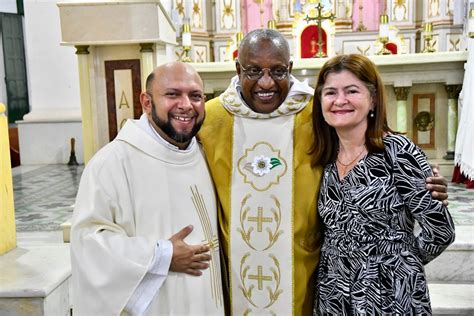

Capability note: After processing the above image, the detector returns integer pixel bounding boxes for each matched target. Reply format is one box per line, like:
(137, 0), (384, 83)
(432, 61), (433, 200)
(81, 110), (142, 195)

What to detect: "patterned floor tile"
(13, 164), (83, 232)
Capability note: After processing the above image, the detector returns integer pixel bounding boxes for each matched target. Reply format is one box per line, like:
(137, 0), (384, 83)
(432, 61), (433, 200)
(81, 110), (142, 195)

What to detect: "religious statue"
(310, 36), (318, 55)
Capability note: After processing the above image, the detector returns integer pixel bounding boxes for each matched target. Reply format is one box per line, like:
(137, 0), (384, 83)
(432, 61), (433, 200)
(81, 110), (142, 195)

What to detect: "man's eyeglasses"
(239, 64), (289, 81)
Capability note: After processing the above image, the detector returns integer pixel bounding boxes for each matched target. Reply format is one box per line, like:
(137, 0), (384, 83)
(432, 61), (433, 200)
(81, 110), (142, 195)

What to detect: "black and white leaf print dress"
(314, 134), (455, 315)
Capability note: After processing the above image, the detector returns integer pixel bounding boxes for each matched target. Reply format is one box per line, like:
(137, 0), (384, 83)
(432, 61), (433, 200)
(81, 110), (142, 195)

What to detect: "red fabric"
(452, 165), (463, 183)
(300, 25), (327, 58)
(386, 42), (398, 54)
(452, 165), (474, 188)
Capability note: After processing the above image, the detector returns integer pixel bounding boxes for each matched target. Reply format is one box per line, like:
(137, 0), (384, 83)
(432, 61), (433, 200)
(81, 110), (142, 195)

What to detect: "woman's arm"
(389, 136), (455, 264)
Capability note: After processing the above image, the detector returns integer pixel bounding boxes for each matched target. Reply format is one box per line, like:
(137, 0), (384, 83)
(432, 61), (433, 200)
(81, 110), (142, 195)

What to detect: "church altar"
(193, 51), (467, 161)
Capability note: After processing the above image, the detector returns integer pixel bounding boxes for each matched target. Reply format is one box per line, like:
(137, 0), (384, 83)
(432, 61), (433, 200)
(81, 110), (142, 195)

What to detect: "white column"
(444, 84), (462, 160)
(140, 43), (155, 91)
(394, 86), (410, 134)
(75, 45), (94, 163)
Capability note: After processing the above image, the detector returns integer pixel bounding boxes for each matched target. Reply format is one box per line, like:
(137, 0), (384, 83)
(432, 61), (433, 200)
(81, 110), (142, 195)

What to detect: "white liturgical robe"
(71, 117), (224, 315)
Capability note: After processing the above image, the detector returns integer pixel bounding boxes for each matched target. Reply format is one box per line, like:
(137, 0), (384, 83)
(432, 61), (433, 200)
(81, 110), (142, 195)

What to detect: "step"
(430, 283), (474, 315)
(0, 243), (71, 315)
(425, 225), (474, 283)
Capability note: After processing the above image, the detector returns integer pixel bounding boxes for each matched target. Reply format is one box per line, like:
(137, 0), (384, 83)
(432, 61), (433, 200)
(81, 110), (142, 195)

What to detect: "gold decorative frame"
(412, 94), (435, 149)
(105, 59), (142, 141)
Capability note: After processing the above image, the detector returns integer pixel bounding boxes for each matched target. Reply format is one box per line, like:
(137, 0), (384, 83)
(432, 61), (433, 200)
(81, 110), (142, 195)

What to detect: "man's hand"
(426, 166), (449, 206)
(169, 225), (211, 276)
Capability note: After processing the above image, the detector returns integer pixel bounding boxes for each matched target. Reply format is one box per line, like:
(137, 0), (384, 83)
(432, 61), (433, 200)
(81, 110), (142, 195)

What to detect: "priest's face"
(237, 38), (292, 114)
(143, 62), (205, 149)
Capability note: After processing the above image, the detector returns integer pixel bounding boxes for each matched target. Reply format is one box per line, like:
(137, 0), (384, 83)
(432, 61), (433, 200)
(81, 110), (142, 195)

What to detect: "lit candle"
(182, 23), (191, 47)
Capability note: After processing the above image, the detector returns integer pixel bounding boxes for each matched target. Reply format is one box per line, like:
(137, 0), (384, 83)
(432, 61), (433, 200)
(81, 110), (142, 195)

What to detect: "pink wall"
(352, 0), (383, 32)
(241, 0), (274, 34)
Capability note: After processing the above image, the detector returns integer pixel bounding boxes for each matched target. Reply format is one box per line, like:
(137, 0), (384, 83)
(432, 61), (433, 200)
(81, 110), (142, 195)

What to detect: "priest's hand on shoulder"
(169, 225), (211, 276)
(426, 165), (448, 206)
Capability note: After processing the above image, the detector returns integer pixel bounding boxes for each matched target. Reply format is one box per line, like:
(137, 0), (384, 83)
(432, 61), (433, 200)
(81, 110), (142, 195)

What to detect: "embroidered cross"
(190, 185), (223, 307)
(248, 207), (273, 232)
(248, 265), (273, 290)
(206, 236), (219, 251)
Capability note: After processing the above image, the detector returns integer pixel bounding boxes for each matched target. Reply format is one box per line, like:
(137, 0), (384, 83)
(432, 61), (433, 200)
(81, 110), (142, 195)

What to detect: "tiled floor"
(11, 163), (474, 232)
(13, 164), (83, 232)
(447, 183), (474, 226)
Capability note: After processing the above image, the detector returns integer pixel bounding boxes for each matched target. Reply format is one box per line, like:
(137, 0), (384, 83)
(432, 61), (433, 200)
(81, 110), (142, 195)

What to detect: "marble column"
(75, 45), (94, 164)
(394, 86), (410, 134)
(0, 103), (16, 254)
(444, 84), (462, 160)
(140, 43), (154, 90)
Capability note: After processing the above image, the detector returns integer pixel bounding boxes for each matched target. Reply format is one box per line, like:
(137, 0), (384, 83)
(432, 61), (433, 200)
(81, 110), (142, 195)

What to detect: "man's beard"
(151, 102), (204, 145)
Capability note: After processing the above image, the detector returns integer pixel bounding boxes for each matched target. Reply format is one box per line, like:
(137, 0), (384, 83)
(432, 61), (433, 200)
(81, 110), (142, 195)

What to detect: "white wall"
(0, 0), (17, 14)
(17, 0), (83, 164)
(23, 0), (80, 118)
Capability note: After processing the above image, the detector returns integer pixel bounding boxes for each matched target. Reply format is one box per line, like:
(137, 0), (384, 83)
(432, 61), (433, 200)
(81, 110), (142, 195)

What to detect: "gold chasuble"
(198, 77), (323, 315)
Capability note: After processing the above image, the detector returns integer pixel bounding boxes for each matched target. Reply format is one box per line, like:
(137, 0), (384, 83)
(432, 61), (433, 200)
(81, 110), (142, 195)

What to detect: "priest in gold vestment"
(198, 29), (323, 315)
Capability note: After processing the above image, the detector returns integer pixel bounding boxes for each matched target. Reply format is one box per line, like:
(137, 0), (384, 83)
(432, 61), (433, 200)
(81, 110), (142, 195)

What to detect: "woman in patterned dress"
(311, 54), (455, 315)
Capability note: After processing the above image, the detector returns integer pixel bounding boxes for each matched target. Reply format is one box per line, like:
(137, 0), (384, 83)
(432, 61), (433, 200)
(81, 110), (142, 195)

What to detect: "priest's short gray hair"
(238, 28), (290, 60)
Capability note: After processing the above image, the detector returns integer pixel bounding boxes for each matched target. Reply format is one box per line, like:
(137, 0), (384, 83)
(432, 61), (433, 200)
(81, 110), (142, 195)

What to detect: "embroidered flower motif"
(251, 155), (271, 176)
(238, 142), (288, 191)
(250, 155), (283, 177)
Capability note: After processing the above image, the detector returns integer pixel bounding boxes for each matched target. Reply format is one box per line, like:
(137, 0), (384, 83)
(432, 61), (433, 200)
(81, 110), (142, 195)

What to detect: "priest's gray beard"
(151, 100), (204, 144)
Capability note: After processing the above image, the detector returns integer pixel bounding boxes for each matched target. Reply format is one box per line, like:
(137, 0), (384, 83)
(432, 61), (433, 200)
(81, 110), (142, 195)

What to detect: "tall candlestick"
(377, 14), (391, 55)
(424, 22), (432, 34)
(357, 0), (367, 32)
(422, 22), (435, 53)
(182, 23), (191, 47)
(379, 14), (389, 39)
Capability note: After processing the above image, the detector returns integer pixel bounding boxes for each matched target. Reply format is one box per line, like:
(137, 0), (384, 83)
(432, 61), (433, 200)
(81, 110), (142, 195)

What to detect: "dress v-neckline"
(335, 154), (367, 182)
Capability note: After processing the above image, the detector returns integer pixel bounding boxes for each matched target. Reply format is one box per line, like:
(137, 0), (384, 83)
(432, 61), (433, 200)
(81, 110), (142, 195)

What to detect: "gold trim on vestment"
(191, 185), (223, 308)
(220, 83), (310, 119)
(237, 194), (283, 251)
(239, 252), (281, 311)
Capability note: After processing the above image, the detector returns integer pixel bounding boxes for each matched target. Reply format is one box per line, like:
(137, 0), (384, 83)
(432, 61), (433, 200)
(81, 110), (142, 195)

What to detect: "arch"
(300, 25), (328, 58)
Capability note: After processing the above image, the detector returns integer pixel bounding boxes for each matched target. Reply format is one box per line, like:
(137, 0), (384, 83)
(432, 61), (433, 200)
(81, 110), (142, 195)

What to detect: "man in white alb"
(71, 62), (224, 315)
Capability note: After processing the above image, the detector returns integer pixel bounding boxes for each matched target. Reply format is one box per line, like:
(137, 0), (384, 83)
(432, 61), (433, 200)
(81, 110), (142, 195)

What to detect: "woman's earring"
(369, 110), (375, 118)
